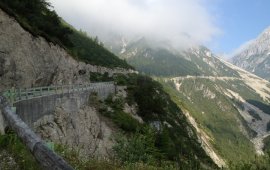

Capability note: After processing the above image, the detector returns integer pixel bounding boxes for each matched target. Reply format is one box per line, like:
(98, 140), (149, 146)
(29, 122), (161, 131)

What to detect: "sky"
(211, 0), (270, 56)
(49, 0), (270, 57)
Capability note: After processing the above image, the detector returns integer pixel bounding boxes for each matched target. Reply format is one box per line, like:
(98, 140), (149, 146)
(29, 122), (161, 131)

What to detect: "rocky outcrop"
(0, 8), (133, 92)
(0, 8), (131, 160)
(35, 105), (114, 158)
(232, 27), (270, 81)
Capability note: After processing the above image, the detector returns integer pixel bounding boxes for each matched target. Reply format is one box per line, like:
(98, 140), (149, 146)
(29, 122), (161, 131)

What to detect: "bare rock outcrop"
(34, 104), (114, 158)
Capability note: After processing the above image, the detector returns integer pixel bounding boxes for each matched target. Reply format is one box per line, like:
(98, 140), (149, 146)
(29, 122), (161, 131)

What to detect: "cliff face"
(0, 9), (132, 91)
(232, 27), (270, 81)
(35, 102), (115, 158)
(0, 8), (131, 159)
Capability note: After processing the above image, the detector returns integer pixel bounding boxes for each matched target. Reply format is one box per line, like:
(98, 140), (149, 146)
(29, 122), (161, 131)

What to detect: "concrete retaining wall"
(11, 83), (115, 129)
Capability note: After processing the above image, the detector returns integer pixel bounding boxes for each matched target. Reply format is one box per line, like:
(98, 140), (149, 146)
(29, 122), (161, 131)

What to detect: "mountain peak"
(232, 26), (270, 80)
(261, 26), (270, 36)
(257, 26), (270, 42)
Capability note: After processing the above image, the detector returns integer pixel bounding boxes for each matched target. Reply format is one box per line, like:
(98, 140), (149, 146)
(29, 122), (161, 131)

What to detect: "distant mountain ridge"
(105, 35), (270, 166)
(232, 26), (270, 81)
(106, 36), (240, 78)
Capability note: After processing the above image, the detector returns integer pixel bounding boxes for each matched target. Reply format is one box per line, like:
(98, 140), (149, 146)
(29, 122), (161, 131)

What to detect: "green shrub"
(0, 132), (40, 170)
(69, 30), (132, 69)
(247, 100), (270, 115)
(102, 95), (141, 132)
(113, 127), (160, 165)
(90, 72), (113, 82)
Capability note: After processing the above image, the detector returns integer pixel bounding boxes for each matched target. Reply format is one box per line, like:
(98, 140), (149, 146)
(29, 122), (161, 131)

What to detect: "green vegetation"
(0, 80), (216, 169)
(127, 48), (201, 77)
(108, 74), (217, 169)
(159, 78), (257, 164)
(218, 79), (262, 101)
(90, 72), (113, 82)
(0, 132), (176, 170)
(267, 121), (270, 131)
(228, 153), (270, 170)
(88, 73), (217, 169)
(247, 100), (270, 115)
(100, 94), (141, 132)
(69, 29), (132, 68)
(0, 0), (132, 69)
(2, 129), (269, 170)
(113, 128), (165, 166)
(0, 131), (40, 170)
(263, 135), (270, 152)
(120, 41), (240, 77)
(187, 47), (240, 78)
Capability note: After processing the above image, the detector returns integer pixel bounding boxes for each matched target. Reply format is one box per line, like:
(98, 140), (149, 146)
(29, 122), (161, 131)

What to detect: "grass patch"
(159, 78), (256, 164)
(0, 131), (40, 170)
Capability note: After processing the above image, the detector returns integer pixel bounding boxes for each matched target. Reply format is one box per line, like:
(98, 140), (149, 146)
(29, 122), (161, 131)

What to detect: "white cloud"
(49, 0), (220, 48)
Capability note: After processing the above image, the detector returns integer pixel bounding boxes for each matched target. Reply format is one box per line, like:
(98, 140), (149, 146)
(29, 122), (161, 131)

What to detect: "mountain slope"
(106, 36), (270, 165)
(0, 2), (217, 169)
(232, 27), (270, 81)
(108, 37), (240, 78)
(161, 55), (270, 164)
(0, 0), (132, 69)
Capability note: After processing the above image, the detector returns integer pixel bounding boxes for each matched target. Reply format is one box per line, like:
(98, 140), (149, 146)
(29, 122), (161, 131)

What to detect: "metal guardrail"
(0, 96), (74, 170)
(0, 81), (115, 169)
(2, 82), (114, 104)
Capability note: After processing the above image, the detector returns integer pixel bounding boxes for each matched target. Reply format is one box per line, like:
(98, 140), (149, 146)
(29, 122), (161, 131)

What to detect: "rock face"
(0, 9), (132, 92)
(35, 105), (114, 158)
(0, 9), (132, 159)
(232, 27), (270, 81)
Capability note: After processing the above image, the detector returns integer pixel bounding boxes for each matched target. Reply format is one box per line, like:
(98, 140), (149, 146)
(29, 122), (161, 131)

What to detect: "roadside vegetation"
(0, 130), (40, 170)
(0, 74), (218, 169)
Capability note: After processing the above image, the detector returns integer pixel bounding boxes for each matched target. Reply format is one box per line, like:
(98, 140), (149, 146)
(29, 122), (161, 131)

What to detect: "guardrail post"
(19, 88), (22, 100)
(25, 88), (28, 100)
(0, 96), (74, 170)
(4, 82), (114, 103)
(40, 87), (43, 97)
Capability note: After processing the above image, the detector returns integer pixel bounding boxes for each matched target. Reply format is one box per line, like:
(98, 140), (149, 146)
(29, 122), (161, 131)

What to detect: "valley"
(106, 35), (270, 166)
(1, 0), (270, 169)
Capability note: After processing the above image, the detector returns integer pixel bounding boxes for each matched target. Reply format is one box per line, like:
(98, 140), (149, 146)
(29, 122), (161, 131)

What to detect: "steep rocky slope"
(0, 7), (131, 160)
(160, 54), (270, 164)
(0, 8), (132, 91)
(232, 27), (270, 81)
